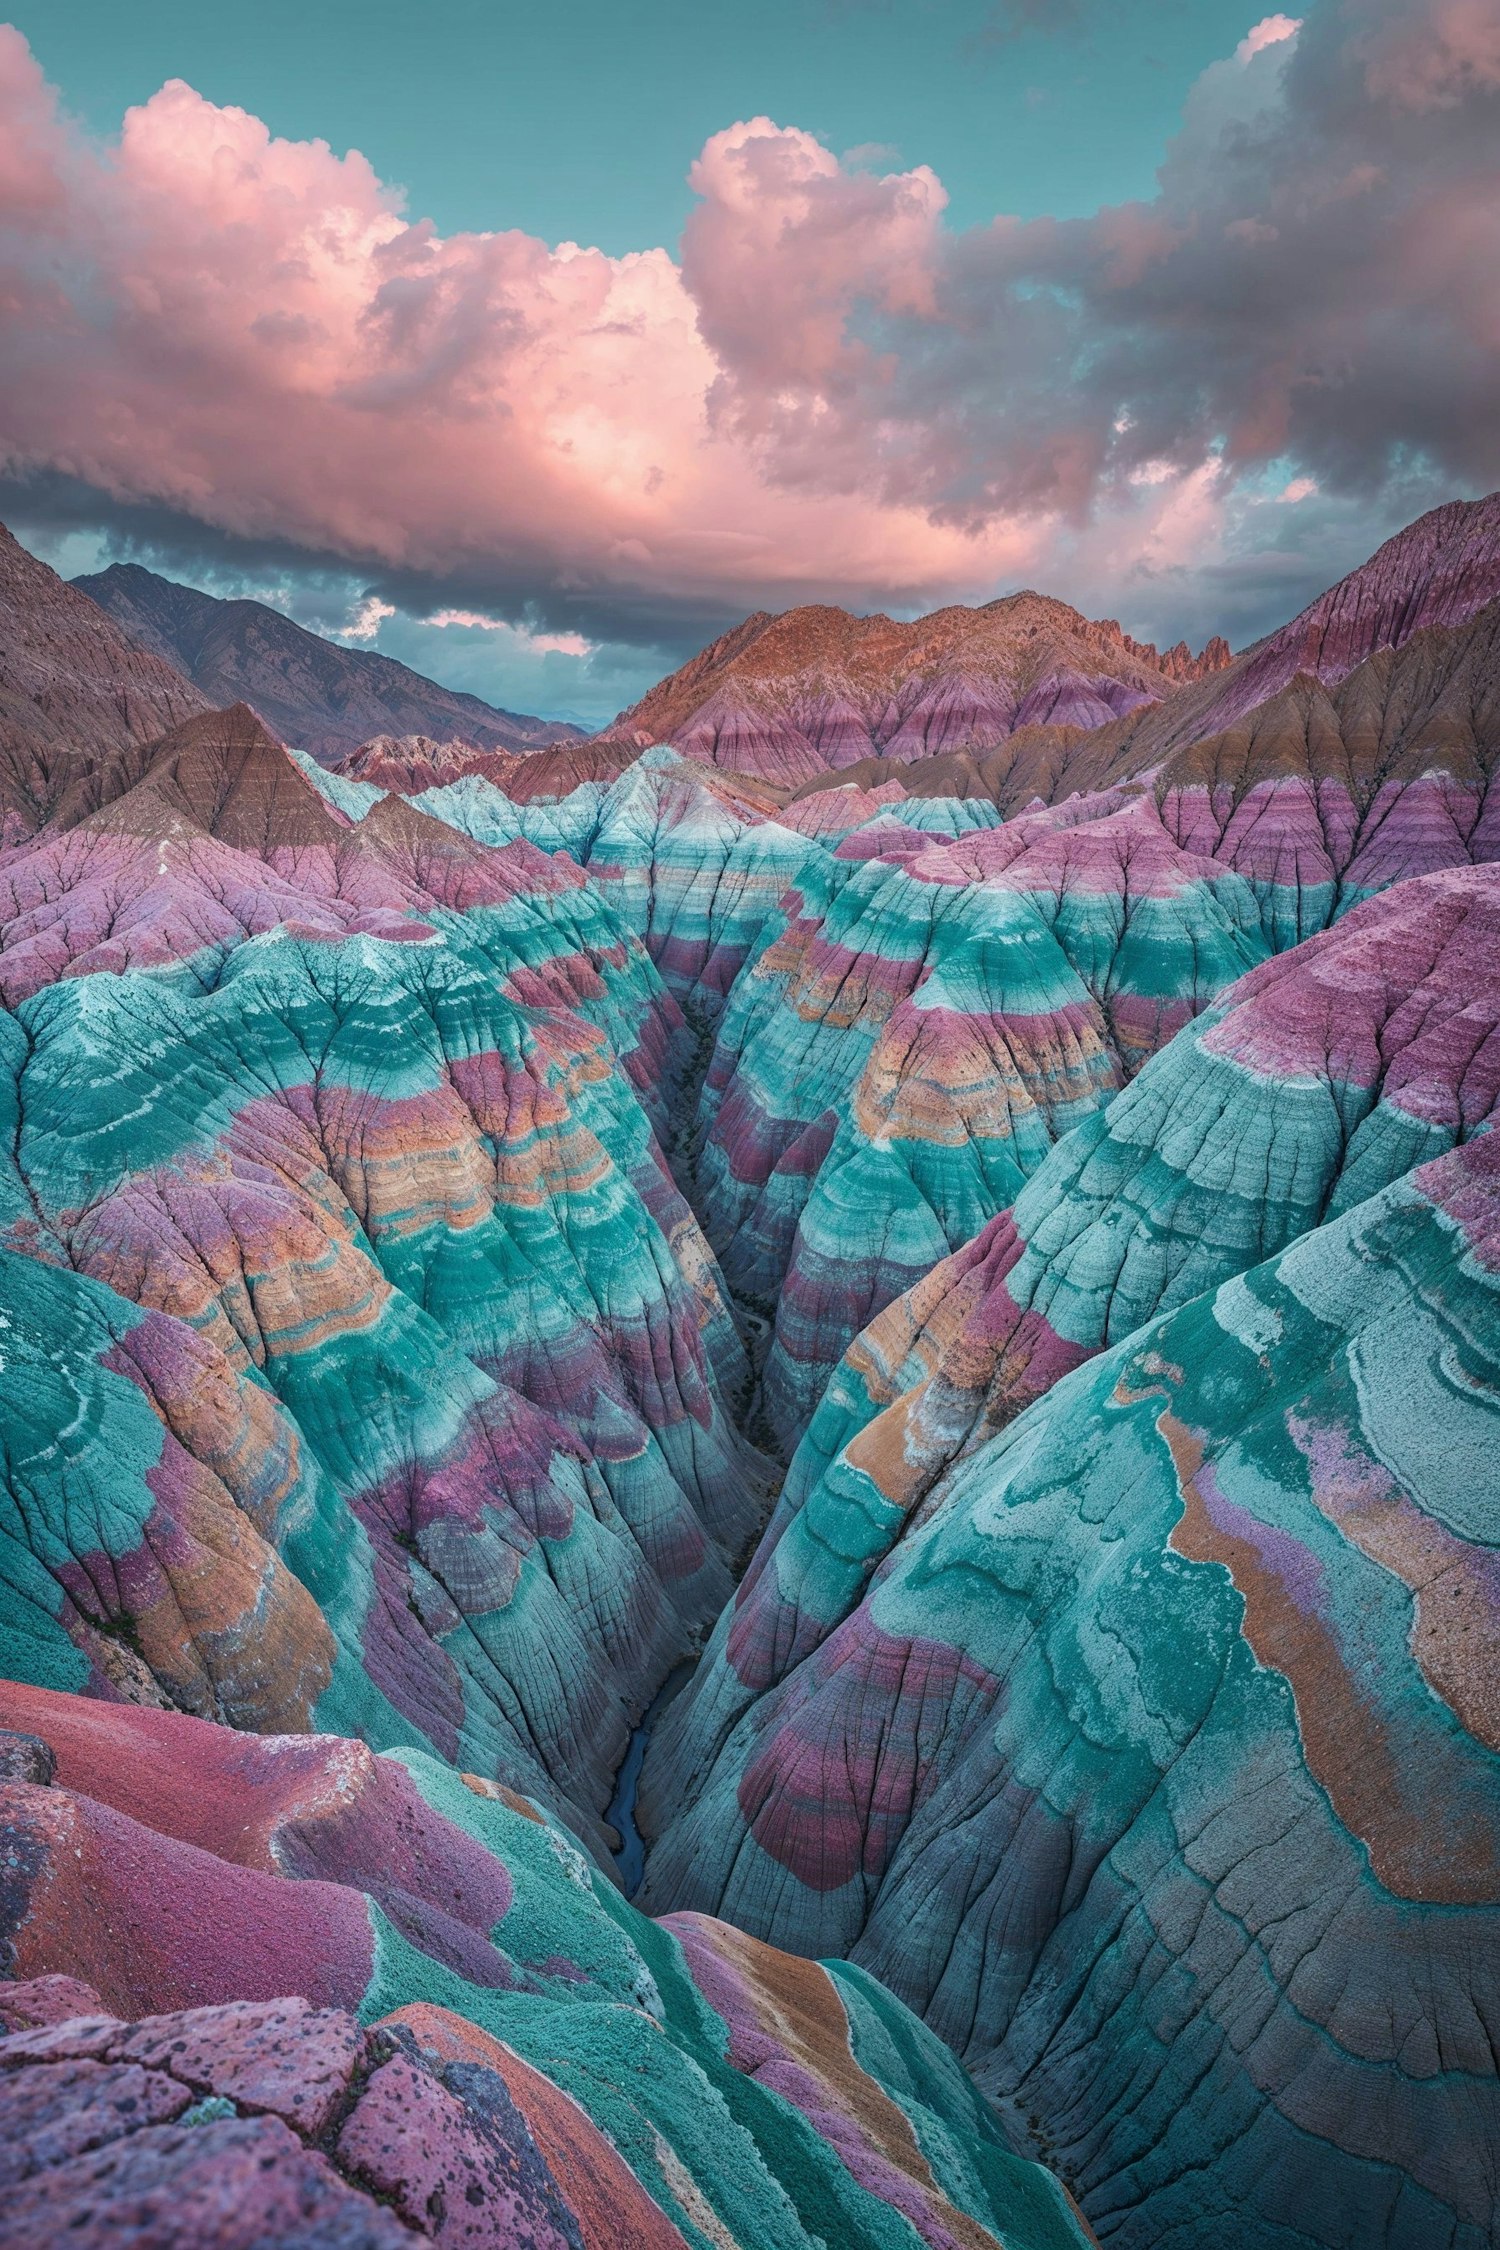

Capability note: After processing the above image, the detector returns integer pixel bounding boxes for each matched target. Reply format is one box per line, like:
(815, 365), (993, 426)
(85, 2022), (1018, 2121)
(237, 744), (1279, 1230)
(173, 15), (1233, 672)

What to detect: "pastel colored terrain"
(337, 732), (638, 799)
(640, 1126), (1500, 2247)
(783, 498), (1500, 909)
(643, 862), (1500, 1819)
(408, 750), (1266, 1453)
(0, 1683), (1090, 2250)
(1, 494), (1499, 2249)
(597, 591), (1231, 786)
(694, 791), (1267, 1446)
(0, 702), (765, 1848)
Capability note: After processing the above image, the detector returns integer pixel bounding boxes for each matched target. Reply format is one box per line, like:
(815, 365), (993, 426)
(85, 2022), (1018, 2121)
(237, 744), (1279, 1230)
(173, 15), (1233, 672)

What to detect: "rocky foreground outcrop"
(0, 1684), (1091, 2250)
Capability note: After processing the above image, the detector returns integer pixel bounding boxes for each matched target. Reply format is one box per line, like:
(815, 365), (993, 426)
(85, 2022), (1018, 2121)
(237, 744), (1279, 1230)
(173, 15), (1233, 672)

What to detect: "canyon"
(0, 494), (1497, 2249)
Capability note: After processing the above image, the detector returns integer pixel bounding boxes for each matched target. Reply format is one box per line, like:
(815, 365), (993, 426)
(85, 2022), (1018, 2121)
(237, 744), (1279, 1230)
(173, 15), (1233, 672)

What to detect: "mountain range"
(0, 495), (1497, 2250)
(596, 591), (1233, 785)
(75, 560), (586, 763)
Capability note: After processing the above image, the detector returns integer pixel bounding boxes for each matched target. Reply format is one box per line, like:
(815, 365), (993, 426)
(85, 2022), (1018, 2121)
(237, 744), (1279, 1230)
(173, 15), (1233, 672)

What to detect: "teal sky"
(15, 0), (1259, 252)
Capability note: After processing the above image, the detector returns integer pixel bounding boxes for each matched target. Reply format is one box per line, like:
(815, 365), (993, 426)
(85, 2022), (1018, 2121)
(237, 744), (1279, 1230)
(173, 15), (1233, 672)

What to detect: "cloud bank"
(0, 0), (1496, 677)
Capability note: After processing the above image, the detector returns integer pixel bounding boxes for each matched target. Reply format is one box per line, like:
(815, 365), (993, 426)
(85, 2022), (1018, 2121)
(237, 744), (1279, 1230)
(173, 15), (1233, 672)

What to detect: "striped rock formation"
(638, 1125), (1500, 2248)
(0, 1682), (1091, 2250)
(337, 733), (639, 801)
(784, 498), (1500, 944)
(642, 862), (1500, 1806)
(396, 748), (812, 1023)
(0, 707), (765, 1848)
(596, 591), (1229, 787)
(699, 792), (1267, 1446)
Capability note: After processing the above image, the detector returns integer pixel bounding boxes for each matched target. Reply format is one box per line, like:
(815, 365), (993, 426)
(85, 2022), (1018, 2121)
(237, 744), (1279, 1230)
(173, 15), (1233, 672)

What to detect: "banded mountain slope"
(597, 591), (1230, 786)
(0, 524), (211, 838)
(2, 499), (1500, 2248)
(364, 752), (1268, 1453)
(1112, 486), (1500, 765)
(694, 792), (1268, 1445)
(639, 1125), (1500, 2249)
(598, 484), (1498, 799)
(642, 862), (1500, 1817)
(786, 492), (1500, 838)
(338, 732), (639, 799)
(415, 747), (814, 1017)
(0, 1683), (1091, 2250)
(76, 561), (584, 762)
(375, 592), (1500, 1456)
(0, 705), (765, 1850)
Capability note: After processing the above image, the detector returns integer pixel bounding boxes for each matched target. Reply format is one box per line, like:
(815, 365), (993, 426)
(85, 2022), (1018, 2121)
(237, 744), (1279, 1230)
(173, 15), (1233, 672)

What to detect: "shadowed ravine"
(605, 1658), (698, 1896)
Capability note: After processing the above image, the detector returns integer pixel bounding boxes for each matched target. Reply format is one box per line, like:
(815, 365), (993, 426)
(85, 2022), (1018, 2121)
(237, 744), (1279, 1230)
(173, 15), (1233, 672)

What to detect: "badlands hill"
(0, 498), (1497, 2248)
(596, 589), (1230, 785)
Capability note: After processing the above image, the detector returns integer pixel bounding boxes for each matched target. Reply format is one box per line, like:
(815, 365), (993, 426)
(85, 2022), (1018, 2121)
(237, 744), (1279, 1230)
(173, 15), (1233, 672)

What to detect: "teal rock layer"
(0, 712), (765, 1847)
(645, 862), (1500, 1861)
(414, 747), (818, 1021)
(698, 794), (1265, 1447)
(640, 1125), (1500, 2246)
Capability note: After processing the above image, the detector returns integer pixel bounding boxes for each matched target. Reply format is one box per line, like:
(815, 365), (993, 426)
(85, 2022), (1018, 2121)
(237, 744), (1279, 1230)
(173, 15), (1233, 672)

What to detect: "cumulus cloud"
(687, 1), (1499, 532)
(1355, 0), (1500, 107)
(1236, 15), (1302, 63)
(426, 611), (594, 658)
(0, 0), (1496, 667)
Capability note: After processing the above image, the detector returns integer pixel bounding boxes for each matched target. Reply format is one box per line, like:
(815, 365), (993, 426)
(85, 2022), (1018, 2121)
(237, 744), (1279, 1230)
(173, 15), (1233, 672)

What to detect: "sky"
(1, 0), (1497, 725)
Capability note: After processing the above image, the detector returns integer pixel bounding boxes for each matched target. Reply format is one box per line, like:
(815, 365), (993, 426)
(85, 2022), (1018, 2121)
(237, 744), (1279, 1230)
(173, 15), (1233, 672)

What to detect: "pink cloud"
(1357, 0), (1500, 108)
(0, 32), (1026, 624)
(1236, 15), (1302, 63)
(0, 1), (1496, 657)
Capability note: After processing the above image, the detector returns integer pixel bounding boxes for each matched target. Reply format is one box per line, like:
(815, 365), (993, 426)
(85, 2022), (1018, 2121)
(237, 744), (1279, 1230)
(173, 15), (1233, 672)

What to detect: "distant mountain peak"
(594, 590), (1234, 785)
(74, 560), (586, 764)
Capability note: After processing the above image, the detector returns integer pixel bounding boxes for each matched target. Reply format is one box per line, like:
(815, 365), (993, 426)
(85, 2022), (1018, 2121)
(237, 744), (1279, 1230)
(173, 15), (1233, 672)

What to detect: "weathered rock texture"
(0, 703), (765, 1849)
(339, 733), (640, 800)
(0, 1683), (1090, 2250)
(785, 493), (1500, 850)
(693, 792), (1267, 1445)
(2, 499), (1500, 2249)
(598, 592), (1230, 786)
(644, 862), (1500, 1822)
(640, 1126), (1500, 2247)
